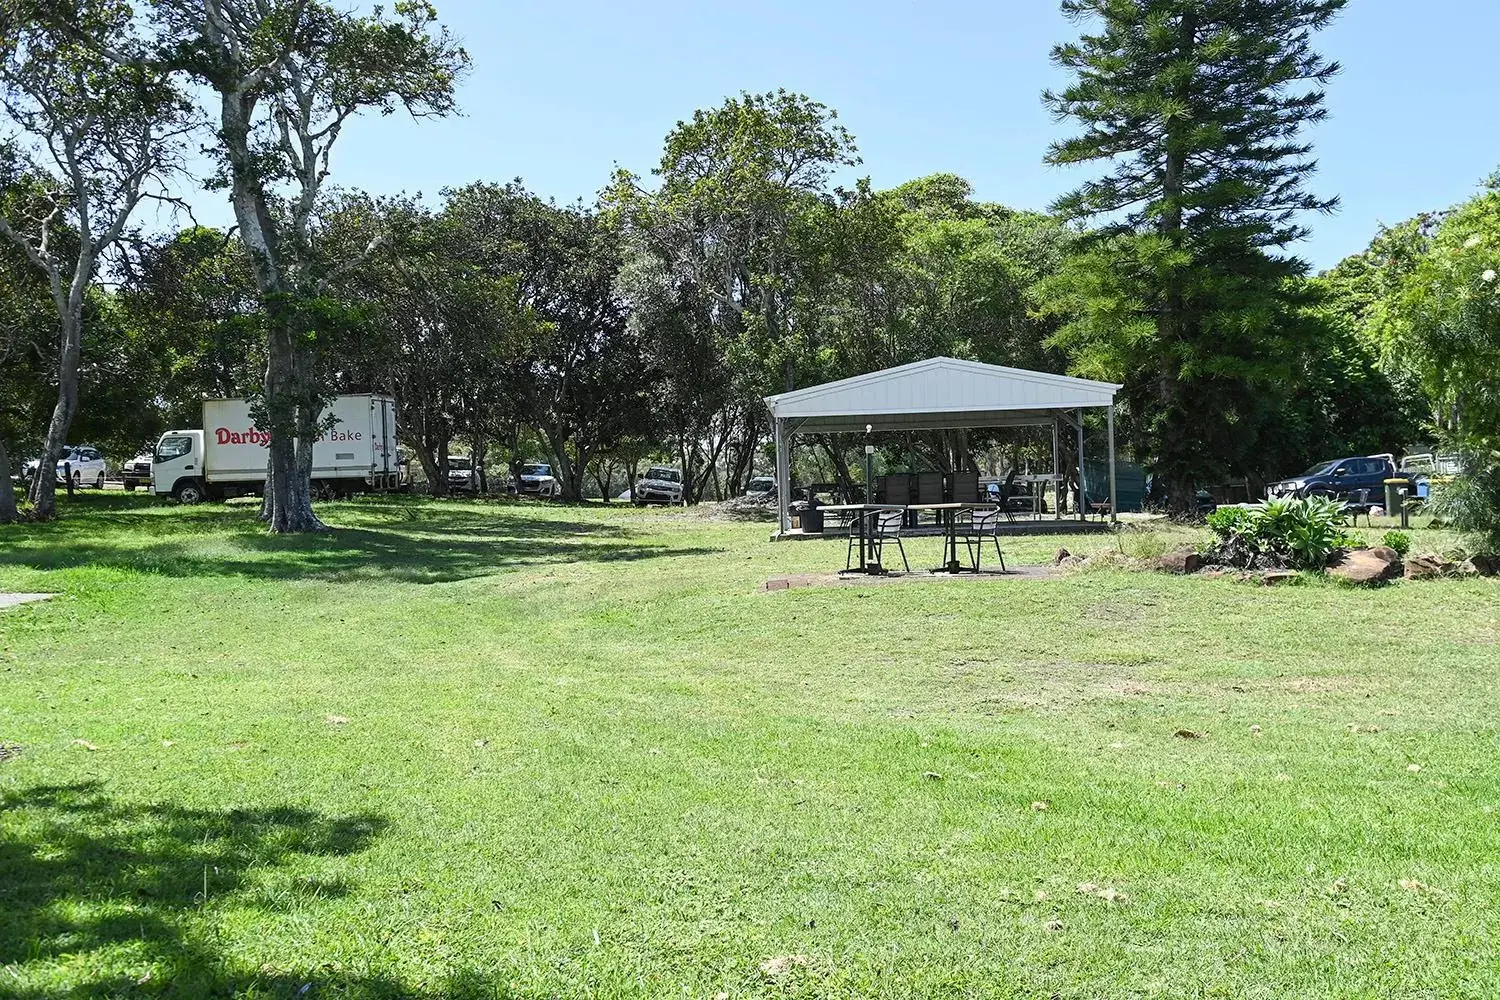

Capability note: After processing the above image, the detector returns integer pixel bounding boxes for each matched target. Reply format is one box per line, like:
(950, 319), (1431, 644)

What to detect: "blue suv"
(1266, 455), (1408, 507)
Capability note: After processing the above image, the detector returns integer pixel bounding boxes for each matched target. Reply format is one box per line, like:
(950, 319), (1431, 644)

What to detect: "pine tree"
(1039, 0), (1345, 511)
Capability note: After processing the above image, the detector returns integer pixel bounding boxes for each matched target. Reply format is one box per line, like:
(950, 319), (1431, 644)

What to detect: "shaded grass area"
(2, 495), (1499, 998)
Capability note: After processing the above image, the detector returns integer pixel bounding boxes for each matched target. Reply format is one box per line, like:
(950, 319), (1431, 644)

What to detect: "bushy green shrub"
(1382, 530), (1412, 558)
(1435, 455), (1500, 557)
(1204, 495), (1359, 570)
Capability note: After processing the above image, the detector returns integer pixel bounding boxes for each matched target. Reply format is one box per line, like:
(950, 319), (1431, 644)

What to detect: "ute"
(1265, 455), (1410, 507)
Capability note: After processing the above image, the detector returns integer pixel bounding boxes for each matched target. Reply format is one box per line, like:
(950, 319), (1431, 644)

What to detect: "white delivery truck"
(152, 395), (400, 504)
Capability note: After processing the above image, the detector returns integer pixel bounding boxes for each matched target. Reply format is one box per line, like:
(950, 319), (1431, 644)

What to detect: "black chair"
(847, 509), (910, 572)
(957, 507), (1007, 572)
(994, 468), (1019, 522)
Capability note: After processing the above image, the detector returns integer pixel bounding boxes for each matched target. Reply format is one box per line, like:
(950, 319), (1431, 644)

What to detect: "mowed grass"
(2, 495), (1499, 999)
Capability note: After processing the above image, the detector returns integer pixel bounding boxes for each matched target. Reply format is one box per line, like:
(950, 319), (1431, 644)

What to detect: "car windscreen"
(1295, 461), (1338, 478)
(448, 458), (472, 470)
(155, 435), (193, 461)
(522, 465), (550, 477)
(646, 468), (681, 483)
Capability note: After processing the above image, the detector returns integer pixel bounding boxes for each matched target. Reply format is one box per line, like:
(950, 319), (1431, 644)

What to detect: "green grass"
(2, 495), (1499, 999)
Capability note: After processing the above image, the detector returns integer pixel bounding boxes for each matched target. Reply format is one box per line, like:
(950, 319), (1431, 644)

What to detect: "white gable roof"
(764, 357), (1120, 433)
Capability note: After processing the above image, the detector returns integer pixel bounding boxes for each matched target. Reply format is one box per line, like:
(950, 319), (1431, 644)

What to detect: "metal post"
(774, 417), (790, 535)
(1107, 404), (1118, 525)
(1051, 417), (1060, 521)
(1077, 411), (1086, 520)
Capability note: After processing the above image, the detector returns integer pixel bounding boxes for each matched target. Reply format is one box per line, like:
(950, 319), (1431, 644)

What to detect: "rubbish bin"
(804, 503), (828, 536)
(1383, 478), (1410, 528)
(792, 497), (828, 536)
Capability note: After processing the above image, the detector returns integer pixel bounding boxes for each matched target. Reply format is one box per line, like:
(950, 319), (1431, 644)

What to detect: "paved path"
(0, 593), (53, 610)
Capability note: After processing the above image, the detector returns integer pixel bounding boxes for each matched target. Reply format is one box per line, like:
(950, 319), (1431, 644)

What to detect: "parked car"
(517, 462), (563, 499)
(447, 456), (477, 493)
(633, 465), (685, 506)
(1266, 455), (1408, 506)
(744, 475), (777, 499)
(20, 445), (107, 489)
(121, 453), (152, 491)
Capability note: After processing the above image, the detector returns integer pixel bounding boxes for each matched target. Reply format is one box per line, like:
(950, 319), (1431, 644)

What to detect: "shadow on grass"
(0, 782), (518, 998)
(0, 496), (723, 584)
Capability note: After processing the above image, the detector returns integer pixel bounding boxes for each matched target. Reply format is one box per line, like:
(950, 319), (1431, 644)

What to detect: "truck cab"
(152, 430), (206, 503)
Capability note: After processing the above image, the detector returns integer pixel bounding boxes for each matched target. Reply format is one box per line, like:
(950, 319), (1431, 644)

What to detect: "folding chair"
(958, 507), (1007, 572)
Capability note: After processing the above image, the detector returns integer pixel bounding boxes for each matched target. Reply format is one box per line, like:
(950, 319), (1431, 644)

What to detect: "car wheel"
(174, 480), (205, 505)
(123, 481), (136, 492)
(94, 471), (105, 489)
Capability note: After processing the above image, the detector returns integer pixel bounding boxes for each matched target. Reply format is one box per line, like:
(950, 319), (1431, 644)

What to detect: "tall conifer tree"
(1040, 0), (1345, 510)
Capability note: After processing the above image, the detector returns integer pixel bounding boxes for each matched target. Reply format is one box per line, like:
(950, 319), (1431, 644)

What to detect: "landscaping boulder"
(1327, 546), (1401, 586)
(1463, 554), (1500, 577)
(1403, 554), (1451, 581)
(1258, 570), (1300, 586)
(1158, 546), (1203, 575)
(1053, 547), (1071, 566)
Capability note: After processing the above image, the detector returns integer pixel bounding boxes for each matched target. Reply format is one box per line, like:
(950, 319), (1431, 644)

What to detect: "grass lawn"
(2, 494), (1499, 999)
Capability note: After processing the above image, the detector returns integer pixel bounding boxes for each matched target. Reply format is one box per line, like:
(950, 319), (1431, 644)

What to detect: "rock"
(1258, 570), (1300, 586)
(1327, 546), (1401, 586)
(1403, 554), (1448, 581)
(1158, 546), (1203, 575)
(1053, 547), (1071, 565)
(1464, 554), (1500, 577)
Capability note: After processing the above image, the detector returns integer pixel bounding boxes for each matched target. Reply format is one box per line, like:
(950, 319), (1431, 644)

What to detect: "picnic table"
(821, 503), (906, 574)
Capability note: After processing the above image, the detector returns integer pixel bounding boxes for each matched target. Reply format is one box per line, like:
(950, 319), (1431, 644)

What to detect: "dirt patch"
(763, 565), (1058, 591)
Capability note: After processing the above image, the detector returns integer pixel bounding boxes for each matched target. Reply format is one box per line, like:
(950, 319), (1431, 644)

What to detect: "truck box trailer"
(152, 395), (400, 503)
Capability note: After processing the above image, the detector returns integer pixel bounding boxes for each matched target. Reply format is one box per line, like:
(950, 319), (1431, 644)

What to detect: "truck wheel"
(123, 481), (136, 492)
(174, 480), (205, 505)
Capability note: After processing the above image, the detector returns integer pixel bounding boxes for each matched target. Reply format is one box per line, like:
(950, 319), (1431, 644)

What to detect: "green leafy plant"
(1382, 530), (1412, 558)
(1434, 454), (1500, 558)
(1205, 496), (1359, 570)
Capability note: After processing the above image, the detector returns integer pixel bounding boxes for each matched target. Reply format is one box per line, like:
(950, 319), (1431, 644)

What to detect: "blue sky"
(181, 0), (1499, 271)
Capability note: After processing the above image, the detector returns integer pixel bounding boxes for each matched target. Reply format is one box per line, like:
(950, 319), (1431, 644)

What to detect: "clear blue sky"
(181, 0), (1500, 271)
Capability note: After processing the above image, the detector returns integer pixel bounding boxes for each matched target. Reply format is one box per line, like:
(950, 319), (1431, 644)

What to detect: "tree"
(610, 91), (861, 498)
(0, 218), (53, 523)
(1374, 182), (1500, 447)
(0, 1), (193, 518)
(612, 90), (860, 396)
(444, 182), (652, 501)
(321, 192), (539, 496)
(1039, 0), (1345, 511)
(149, 0), (467, 532)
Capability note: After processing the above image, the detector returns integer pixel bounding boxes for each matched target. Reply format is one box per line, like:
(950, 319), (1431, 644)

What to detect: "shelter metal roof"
(763, 357), (1121, 434)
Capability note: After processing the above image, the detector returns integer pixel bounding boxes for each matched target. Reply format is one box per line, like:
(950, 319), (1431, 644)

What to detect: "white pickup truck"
(152, 395), (400, 504)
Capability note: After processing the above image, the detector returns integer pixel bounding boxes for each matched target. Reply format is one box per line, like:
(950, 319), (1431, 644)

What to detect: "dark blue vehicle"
(1265, 455), (1408, 507)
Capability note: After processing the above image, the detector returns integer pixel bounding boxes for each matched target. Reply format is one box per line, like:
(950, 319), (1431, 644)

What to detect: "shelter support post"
(1076, 411), (1086, 518)
(775, 418), (790, 535)
(1107, 404), (1118, 525)
(1051, 418), (1060, 520)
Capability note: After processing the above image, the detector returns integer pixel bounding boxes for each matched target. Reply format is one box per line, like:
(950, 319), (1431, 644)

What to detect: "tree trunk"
(0, 440), (17, 524)
(28, 307), (83, 518)
(219, 84), (324, 533)
(474, 434), (488, 494)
